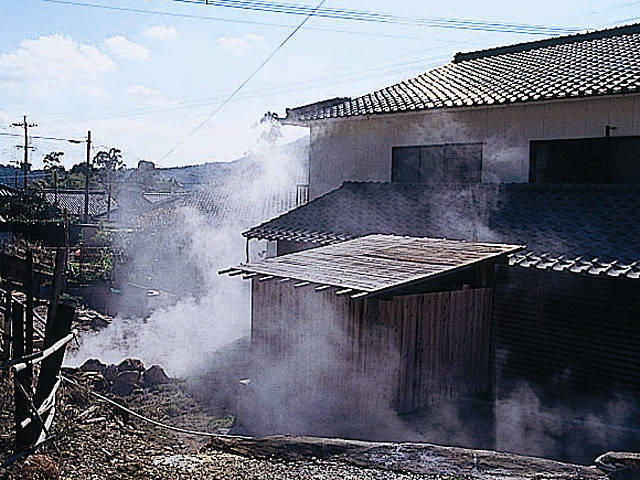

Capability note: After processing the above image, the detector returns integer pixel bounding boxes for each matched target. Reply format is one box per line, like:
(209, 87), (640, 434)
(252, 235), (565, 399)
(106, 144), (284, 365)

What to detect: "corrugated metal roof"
(223, 234), (523, 296)
(244, 182), (640, 278)
(283, 23), (640, 123)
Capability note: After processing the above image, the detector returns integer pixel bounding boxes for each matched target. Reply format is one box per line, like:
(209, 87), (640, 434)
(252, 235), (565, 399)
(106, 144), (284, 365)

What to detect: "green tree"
(42, 151), (64, 203)
(94, 148), (123, 219)
(58, 162), (102, 190)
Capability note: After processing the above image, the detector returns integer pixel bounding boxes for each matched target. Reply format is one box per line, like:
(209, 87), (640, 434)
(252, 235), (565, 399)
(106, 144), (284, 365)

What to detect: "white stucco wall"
(307, 94), (640, 199)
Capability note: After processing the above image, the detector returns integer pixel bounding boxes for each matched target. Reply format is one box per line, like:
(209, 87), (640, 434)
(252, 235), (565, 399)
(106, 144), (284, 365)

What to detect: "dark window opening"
(392, 142), (483, 185)
(530, 136), (640, 183)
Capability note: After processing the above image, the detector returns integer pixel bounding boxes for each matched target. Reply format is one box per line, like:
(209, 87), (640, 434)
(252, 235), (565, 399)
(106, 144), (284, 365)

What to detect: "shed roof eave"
(221, 235), (525, 295)
(277, 117), (311, 127)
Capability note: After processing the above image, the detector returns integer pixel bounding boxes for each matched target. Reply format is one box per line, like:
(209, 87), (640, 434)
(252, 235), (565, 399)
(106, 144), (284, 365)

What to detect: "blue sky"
(1, 0), (639, 168)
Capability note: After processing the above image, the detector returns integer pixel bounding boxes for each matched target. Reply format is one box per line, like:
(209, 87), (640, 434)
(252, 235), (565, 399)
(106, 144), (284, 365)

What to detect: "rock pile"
(78, 358), (171, 396)
(76, 308), (112, 330)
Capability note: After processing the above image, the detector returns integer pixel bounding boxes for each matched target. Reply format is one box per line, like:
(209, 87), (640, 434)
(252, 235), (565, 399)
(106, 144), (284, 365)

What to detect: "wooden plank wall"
(251, 279), (365, 409)
(392, 287), (493, 413)
(250, 280), (493, 420)
(492, 265), (640, 397)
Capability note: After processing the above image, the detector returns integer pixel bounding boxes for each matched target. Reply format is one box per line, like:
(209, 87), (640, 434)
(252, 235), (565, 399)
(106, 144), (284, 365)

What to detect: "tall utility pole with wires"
(84, 131), (91, 224)
(11, 116), (37, 193)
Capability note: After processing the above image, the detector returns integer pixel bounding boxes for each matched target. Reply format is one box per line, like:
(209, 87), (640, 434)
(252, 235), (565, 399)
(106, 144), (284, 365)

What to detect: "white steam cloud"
(67, 219), (250, 377)
(66, 120), (307, 378)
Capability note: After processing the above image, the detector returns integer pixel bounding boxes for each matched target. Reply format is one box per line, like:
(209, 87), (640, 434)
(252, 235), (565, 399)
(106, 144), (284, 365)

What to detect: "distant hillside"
(3, 136), (309, 193)
(0, 165), (25, 188)
(155, 136), (309, 188)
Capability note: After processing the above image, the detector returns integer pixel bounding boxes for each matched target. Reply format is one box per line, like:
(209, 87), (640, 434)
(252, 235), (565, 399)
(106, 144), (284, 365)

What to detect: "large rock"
(595, 452), (640, 479)
(111, 371), (141, 396)
(104, 364), (119, 383)
(79, 358), (107, 374)
(117, 358), (145, 373)
(143, 364), (170, 387)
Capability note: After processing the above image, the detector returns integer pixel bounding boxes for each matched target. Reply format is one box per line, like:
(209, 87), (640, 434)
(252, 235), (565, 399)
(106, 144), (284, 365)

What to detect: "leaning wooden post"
(25, 303), (76, 446)
(12, 301), (29, 450)
(33, 303), (75, 406)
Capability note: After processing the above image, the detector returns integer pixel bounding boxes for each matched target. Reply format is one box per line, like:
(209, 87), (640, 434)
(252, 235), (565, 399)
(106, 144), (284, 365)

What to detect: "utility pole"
(84, 131), (91, 224)
(11, 116), (37, 193)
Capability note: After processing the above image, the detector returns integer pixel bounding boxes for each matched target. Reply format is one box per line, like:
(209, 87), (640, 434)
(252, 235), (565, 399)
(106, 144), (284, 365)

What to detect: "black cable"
(21, 0), (580, 35)
(169, 0), (579, 34)
(158, 0), (327, 161)
(22, 0), (418, 39)
(47, 52), (453, 123)
(0, 132), (85, 143)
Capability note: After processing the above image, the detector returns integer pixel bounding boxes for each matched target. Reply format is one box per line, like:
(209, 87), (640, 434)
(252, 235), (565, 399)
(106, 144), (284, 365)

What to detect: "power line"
(23, 0), (417, 40)
(0, 132), (85, 143)
(22, 0), (581, 36)
(158, 0), (327, 161)
(180, 0), (580, 35)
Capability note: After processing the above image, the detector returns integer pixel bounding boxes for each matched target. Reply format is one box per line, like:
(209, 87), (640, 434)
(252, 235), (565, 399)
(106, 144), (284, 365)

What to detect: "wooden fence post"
(3, 278), (12, 362)
(46, 248), (68, 330)
(0, 278), (10, 362)
(12, 301), (30, 451)
(24, 252), (34, 388)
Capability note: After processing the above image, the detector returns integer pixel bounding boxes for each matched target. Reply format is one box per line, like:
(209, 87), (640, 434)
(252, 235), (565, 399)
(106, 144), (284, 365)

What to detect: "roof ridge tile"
(453, 22), (640, 62)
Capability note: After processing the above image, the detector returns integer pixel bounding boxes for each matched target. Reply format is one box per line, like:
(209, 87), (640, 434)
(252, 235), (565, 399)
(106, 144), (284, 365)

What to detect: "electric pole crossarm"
(11, 116), (37, 193)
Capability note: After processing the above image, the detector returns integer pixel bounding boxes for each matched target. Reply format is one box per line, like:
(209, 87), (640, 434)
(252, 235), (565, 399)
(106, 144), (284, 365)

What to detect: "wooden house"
(278, 23), (640, 200)
(222, 235), (522, 439)
(241, 182), (640, 460)
(227, 23), (640, 462)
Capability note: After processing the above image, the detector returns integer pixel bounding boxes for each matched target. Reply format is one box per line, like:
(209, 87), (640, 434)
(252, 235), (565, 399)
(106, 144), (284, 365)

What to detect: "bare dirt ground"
(0, 305), (609, 480)
(0, 367), (608, 480)
(0, 371), (440, 480)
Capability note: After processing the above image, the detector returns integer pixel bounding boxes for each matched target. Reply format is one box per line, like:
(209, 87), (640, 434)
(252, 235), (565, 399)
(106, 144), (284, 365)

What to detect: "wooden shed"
(222, 235), (523, 437)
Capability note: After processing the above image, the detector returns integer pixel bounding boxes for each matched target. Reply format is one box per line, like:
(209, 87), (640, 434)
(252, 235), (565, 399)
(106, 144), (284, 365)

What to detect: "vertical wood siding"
(393, 288), (493, 413)
(251, 280), (493, 417)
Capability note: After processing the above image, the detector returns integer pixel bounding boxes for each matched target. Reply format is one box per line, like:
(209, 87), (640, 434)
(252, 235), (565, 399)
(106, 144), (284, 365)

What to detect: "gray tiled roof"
(0, 185), (17, 197)
(284, 23), (640, 123)
(176, 184), (301, 226)
(142, 192), (189, 205)
(43, 190), (116, 218)
(244, 182), (640, 278)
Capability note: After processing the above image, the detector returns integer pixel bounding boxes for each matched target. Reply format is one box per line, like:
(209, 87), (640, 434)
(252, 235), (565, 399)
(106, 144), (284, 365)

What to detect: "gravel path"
(147, 453), (435, 480)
